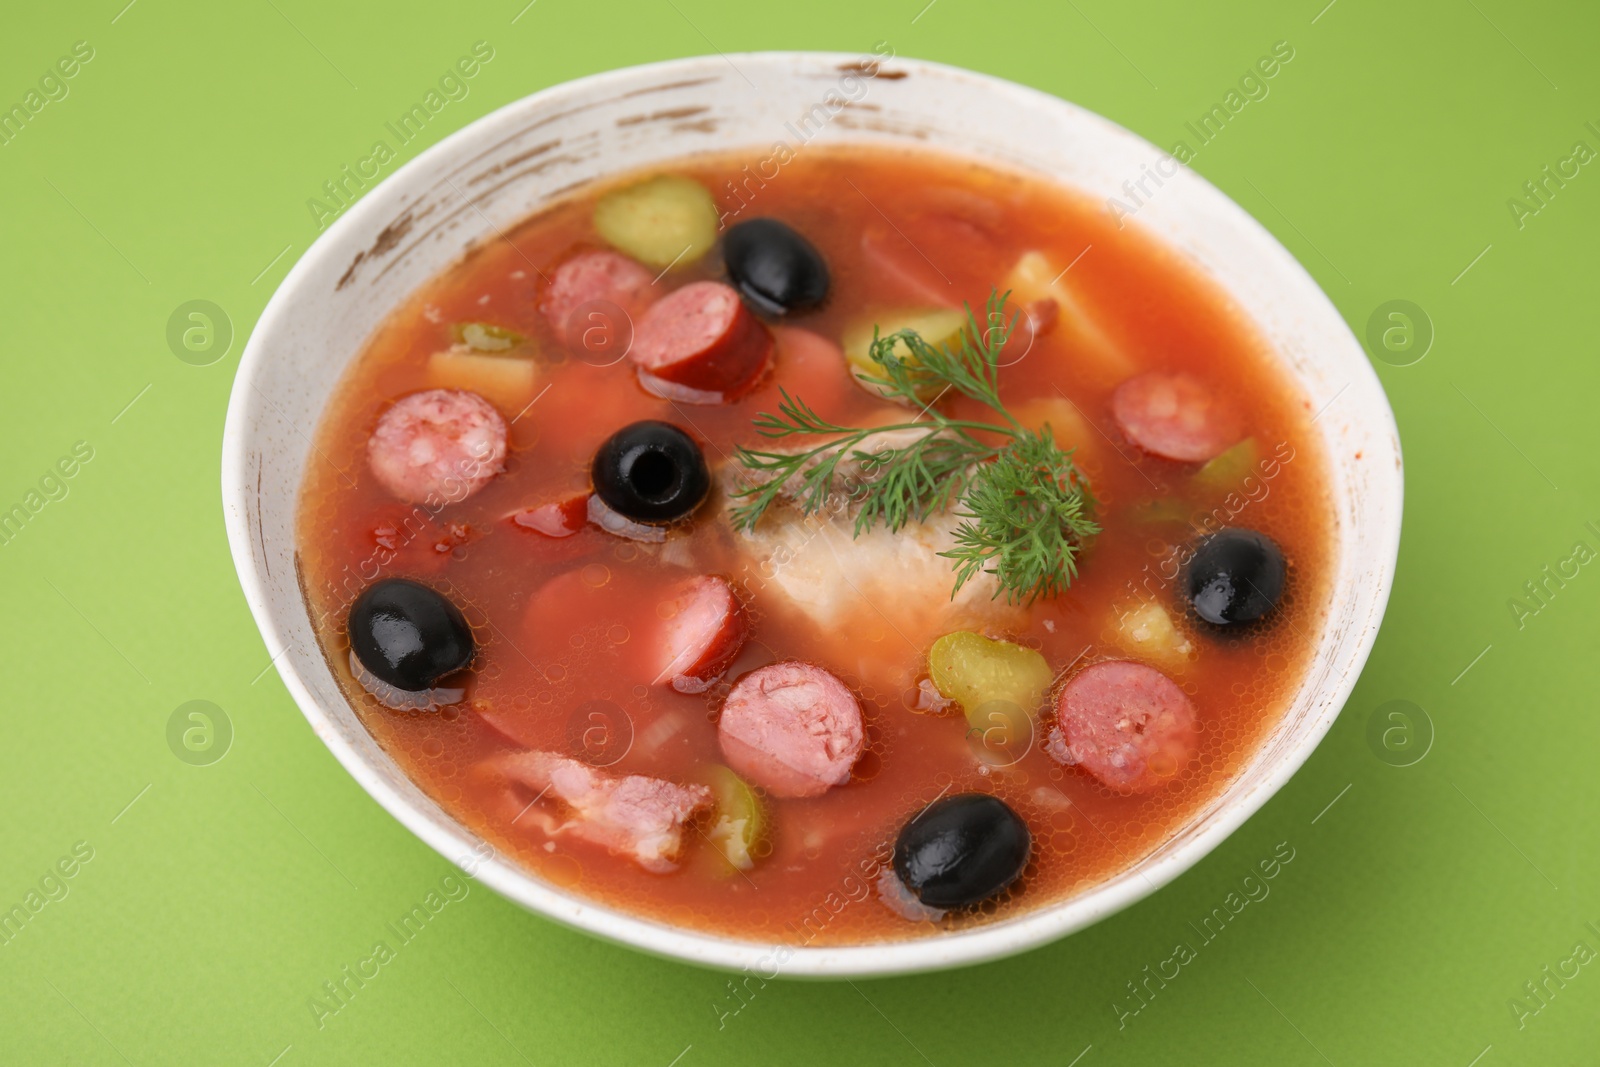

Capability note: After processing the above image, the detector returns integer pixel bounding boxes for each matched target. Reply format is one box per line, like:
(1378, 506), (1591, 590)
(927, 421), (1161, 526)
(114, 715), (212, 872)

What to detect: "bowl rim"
(222, 50), (1402, 977)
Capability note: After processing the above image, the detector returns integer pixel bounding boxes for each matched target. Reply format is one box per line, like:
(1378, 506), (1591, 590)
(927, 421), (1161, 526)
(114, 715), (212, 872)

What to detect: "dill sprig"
(730, 290), (1099, 604)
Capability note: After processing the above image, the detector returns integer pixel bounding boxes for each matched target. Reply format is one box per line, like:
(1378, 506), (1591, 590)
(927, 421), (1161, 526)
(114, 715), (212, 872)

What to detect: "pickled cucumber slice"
(1194, 437), (1259, 493)
(928, 631), (1053, 730)
(453, 322), (525, 352)
(841, 308), (966, 401)
(593, 175), (718, 269)
(706, 765), (766, 872)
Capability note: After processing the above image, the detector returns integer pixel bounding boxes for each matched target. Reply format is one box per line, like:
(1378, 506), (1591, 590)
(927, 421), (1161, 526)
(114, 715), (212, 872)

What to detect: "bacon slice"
(488, 751), (712, 873)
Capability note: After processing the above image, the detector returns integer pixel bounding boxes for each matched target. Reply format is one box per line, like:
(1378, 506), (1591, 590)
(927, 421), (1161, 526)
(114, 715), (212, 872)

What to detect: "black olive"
(1185, 527), (1286, 625)
(893, 793), (1030, 909)
(591, 421), (709, 524)
(348, 578), (474, 693)
(723, 218), (830, 317)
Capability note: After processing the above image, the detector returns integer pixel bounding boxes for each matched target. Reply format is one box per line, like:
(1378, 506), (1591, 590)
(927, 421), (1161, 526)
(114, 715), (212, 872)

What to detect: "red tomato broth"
(295, 144), (1334, 944)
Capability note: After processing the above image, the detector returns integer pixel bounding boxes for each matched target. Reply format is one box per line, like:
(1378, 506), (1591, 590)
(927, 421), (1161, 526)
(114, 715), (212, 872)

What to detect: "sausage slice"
(654, 576), (749, 693)
(367, 389), (507, 504)
(542, 249), (656, 354)
(631, 281), (773, 403)
(1053, 660), (1199, 793)
(718, 662), (864, 798)
(1111, 371), (1239, 463)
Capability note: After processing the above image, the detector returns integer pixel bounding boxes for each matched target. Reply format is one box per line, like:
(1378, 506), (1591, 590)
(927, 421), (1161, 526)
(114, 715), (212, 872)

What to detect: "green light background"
(1, 0), (1595, 1063)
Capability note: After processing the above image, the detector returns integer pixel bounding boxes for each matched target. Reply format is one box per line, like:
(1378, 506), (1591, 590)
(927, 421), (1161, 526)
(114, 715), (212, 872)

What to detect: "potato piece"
(593, 175), (718, 269)
(928, 631), (1053, 731)
(841, 308), (967, 401)
(1111, 600), (1194, 671)
(1005, 250), (1058, 305)
(1002, 250), (1134, 388)
(1010, 395), (1100, 470)
(426, 348), (538, 413)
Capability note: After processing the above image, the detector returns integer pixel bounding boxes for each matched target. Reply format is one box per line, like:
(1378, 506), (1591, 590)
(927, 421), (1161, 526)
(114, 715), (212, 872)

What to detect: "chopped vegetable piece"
(928, 631), (1053, 730)
(586, 494), (667, 543)
(1129, 497), (1194, 527)
(454, 322), (525, 352)
(706, 765), (766, 872)
(1010, 395), (1099, 469)
(1003, 251), (1059, 305)
(841, 308), (966, 400)
(1194, 437), (1260, 492)
(1110, 600), (1194, 671)
(426, 348), (537, 413)
(1002, 250), (1134, 388)
(907, 676), (959, 715)
(593, 174), (718, 269)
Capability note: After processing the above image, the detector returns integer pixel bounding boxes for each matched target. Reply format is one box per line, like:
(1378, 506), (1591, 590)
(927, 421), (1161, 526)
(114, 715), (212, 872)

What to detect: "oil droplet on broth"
(543, 854), (583, 887)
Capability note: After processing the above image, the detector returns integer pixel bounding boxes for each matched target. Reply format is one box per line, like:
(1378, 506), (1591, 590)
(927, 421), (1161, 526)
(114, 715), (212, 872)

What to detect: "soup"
(296, 143), (1333, 945)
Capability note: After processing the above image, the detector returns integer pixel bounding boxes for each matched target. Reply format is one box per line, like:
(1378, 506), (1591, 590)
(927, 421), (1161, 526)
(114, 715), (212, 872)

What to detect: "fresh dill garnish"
(730, 290), (1099, 604)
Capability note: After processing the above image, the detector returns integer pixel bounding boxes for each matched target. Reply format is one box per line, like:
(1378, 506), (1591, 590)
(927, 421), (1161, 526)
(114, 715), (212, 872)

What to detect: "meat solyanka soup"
(296, 144), (1333, 944)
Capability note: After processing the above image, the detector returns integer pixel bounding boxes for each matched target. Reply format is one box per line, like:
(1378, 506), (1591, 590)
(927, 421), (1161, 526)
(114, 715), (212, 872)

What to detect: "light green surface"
(2, 1), (1596, 1063)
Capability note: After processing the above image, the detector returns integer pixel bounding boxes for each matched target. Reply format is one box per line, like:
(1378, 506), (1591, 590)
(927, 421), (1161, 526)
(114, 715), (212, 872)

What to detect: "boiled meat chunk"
(486, 751), (712, 873)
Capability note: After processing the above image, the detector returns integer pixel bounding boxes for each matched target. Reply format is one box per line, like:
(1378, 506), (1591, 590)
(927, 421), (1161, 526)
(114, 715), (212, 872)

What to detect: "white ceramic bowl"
(222, 52), (1401, 977)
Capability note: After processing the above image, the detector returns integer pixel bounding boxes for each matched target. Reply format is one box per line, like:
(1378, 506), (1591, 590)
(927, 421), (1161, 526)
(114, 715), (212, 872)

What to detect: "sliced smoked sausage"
(367, 389), (507, 504)
(718, 662), (864, 798)
(630, 281), (773, 403)
(654, 576), (749, 694)
(1111, 371), (1239, 463)
(542, 249), (657, 355)
(1053, 660), (1199, 793)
